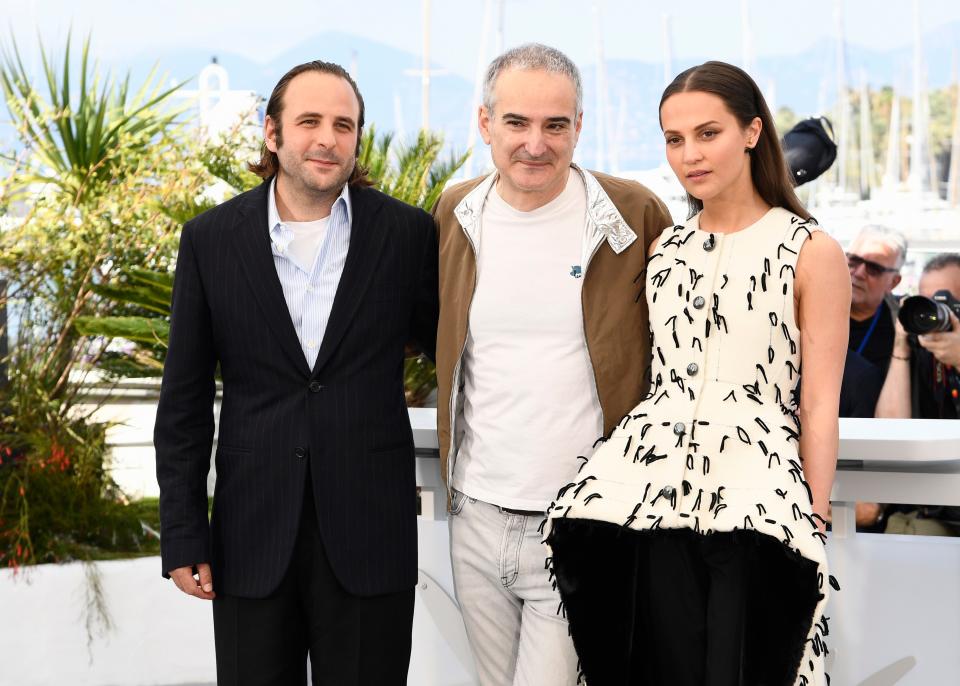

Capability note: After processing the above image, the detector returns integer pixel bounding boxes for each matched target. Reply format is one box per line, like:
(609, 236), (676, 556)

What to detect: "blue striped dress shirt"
(267, 177), (352, 369)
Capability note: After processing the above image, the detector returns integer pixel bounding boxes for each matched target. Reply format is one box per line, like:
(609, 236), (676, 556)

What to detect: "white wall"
(0, 519), (475, 686)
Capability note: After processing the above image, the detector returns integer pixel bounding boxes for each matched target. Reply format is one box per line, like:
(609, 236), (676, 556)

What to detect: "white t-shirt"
(285, 217), (330, 272)
(452, 172), (604, 511)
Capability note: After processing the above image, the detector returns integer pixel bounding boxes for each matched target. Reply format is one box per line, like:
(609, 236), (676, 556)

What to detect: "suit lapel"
(311, 185), (388, 376)
(231, 180), (312, 376)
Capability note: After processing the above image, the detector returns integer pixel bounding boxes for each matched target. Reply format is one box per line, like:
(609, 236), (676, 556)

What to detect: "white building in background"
(179, 58), (263, 143)
(174, 58), (264, 202)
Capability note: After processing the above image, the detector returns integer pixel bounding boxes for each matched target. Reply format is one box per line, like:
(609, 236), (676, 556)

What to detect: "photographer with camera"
(876, 253), (960, 420)
(875, 253), (960, 535)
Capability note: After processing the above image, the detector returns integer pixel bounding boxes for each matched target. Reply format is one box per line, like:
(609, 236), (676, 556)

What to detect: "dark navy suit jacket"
(155, 179), (438, 597)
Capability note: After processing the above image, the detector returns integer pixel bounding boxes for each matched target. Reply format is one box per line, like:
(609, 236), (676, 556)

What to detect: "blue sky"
(5, 0), (960, 80)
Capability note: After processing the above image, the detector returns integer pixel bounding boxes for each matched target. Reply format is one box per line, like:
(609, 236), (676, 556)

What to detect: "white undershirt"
(285, 217), (330, 273)
(452, 172), (603, 511)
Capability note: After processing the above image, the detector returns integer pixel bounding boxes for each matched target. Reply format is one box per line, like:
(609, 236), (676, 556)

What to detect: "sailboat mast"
(834, 0), (849, 192)
(948, 52), (960, 205)
(463, 0), (494, 178)
(859, 70), (874, 200)
(882, 85), (901, 190)
(662, 14), (673, 87)
(740, 0), (754, 75)
(421, 0), (431, 131)
(907, 0), (930, 194)
(592, 0), (609, 171)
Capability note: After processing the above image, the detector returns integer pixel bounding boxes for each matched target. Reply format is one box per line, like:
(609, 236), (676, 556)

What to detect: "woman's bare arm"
(795, 231), (850, 529)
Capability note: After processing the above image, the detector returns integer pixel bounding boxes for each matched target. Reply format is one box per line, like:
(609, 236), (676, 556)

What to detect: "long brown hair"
(248, 60), (373, 187)
(659, 61), (810, 220)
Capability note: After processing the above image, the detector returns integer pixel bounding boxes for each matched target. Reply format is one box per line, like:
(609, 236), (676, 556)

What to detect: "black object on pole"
(781, 116), (838, 187)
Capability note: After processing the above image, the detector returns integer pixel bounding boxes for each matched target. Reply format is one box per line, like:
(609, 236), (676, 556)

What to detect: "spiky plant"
(0, 31), (185, 205)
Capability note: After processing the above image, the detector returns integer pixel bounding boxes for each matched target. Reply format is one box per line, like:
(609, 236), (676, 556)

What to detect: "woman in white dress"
(543, 61), (849, 686)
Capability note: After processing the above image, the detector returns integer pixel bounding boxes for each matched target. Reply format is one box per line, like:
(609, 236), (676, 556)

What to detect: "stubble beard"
(275, 128), (355, 201)
(282, 150), (354, 202)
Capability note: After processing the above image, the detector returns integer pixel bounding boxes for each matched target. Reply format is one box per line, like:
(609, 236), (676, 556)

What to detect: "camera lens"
(899, 295), (953, 335)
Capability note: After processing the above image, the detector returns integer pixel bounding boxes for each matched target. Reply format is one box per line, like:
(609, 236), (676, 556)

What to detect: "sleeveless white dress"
(545, 207), (834, 686)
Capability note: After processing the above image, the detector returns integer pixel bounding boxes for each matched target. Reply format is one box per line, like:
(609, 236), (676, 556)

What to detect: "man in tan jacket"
(433, 43), (672, 685)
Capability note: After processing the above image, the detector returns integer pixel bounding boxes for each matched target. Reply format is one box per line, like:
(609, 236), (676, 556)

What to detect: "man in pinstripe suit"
(155, 61), (438, 685)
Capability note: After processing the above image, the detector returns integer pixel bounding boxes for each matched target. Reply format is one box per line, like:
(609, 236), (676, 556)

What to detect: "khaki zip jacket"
(433, 165), (673, 495)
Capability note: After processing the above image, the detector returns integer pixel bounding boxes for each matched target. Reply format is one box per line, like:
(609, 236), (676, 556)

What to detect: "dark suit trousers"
(212, 480), (415, 685)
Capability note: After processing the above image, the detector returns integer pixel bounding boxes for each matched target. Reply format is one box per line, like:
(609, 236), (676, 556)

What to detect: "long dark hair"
(659, 61), (810, 221)
(249, 60), (373, 187)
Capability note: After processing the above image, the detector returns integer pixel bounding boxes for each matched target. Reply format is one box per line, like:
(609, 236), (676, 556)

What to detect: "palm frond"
(0, 32), (187, 206)
(73, 315), (170, 346)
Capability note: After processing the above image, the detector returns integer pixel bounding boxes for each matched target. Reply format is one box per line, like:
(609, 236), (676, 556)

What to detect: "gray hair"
(482, 43), (583, 116)
(850, 225), (909, 270)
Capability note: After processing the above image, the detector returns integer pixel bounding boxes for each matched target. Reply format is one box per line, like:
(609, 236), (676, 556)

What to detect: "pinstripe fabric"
(155, 179), (439, 598)
(266, 177), (351, 369)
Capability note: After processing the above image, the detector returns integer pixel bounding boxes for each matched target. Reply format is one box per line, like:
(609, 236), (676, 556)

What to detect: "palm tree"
(0, 32), (184, 206)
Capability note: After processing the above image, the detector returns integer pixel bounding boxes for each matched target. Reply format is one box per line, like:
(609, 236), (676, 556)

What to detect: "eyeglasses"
(846, 253), (899, 278)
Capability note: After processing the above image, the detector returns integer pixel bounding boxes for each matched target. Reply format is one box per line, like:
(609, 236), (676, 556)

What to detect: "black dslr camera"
(899, 290), (960, 335)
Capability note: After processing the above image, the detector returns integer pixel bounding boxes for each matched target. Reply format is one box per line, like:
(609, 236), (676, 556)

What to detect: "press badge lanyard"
(855, 306), (883, 355)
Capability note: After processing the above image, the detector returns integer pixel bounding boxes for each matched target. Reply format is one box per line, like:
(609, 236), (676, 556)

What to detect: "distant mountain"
(5, 24), (959, 171)
(579, 20), (960, 170)
(116, 32), (476, 156)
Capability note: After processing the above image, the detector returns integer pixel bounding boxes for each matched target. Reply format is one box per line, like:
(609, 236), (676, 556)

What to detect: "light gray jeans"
(448, 490), (580, 686)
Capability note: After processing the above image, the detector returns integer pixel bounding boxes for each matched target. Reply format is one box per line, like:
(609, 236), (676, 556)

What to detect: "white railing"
(6, 391), (957, 685)
(412, 410), (960, 686)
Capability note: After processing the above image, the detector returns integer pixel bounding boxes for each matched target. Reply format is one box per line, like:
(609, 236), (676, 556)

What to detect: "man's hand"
(892, 319), (911, 357)
(170, 563), (216, 600)
(918, 311), (960, 368)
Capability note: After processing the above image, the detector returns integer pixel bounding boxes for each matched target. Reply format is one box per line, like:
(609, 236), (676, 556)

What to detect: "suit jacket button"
(309, 381), (323, 393)
(294, 447), (307, 459)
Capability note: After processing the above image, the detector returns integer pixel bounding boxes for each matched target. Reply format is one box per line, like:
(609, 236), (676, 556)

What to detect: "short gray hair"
(482, 43), (583, 116)
(850, 225), (909, 270)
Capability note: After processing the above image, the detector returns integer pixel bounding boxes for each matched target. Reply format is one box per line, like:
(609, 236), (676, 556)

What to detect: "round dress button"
(687, 363), (699, 376)
(662, 486), (676, 498)
(673, 422), (686, 436)
(692, 296), (706, 309)
(703, 235), (716, 252)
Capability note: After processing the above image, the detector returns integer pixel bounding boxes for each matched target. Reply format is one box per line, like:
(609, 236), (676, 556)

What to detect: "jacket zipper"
(448, 224), (480, 491)
(580, 228), (607, 429)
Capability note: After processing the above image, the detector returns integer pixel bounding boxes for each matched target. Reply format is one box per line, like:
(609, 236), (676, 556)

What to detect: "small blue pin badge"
(570, 265), (583, 278)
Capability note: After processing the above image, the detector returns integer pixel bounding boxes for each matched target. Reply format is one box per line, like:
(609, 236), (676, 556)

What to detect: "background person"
(845, 226), (907, 376)
(875, 253), (960, 536)
(837, 226), (908, 529)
